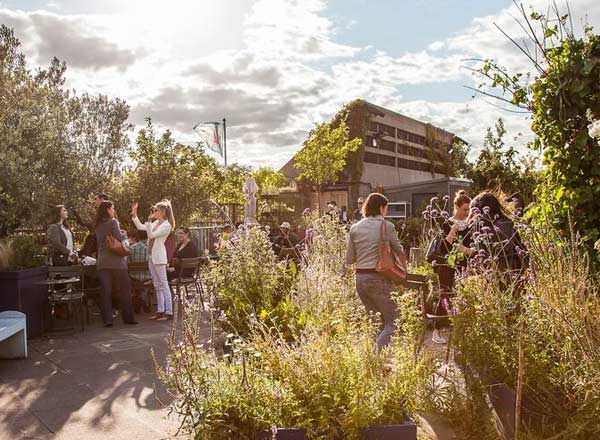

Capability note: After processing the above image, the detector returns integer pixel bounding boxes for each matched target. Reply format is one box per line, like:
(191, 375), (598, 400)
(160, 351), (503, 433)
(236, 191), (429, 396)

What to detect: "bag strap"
(379, 219), (386, 242)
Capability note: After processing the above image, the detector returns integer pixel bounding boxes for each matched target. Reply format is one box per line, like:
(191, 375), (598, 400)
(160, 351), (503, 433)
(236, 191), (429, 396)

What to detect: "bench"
(0, 311), (27, 359)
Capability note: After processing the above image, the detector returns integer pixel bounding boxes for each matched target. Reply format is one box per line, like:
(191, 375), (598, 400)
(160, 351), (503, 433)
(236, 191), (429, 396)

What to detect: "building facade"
(275, 100), (469, 222)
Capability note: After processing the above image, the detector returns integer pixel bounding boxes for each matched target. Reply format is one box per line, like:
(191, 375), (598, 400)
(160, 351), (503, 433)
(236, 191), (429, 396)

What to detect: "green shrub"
(0, 235), (46, 271)
(449, 221), (600, 440)
(210, 226), (297, 338)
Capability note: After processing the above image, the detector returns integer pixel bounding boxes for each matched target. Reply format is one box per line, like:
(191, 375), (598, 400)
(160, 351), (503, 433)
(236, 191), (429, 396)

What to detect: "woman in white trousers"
(132, 200), (175, 321)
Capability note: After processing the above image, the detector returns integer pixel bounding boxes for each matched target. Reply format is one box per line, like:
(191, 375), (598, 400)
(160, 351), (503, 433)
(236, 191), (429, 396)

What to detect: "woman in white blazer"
(131, 200), (175, 321)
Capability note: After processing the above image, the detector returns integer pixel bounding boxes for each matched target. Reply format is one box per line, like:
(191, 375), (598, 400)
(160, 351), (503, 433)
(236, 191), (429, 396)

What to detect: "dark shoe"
(124, 320), (139, 325)
(104, 323), (113, 328)
(156, 314), (173, 322)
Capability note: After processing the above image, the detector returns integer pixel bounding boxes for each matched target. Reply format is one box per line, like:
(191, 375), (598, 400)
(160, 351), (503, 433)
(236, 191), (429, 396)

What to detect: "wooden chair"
(47, 266), (87, 332)
(168, 257), (206, 310)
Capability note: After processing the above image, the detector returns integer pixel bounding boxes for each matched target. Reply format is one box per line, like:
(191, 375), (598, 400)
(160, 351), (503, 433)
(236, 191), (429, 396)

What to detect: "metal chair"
(47, 266), (87, 332)
(168, 257), (206, 310)
(128, 261), (153, 313)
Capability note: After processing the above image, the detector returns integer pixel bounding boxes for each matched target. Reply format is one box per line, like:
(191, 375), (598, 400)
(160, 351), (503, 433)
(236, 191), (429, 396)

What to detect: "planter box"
(259, 419), (417, 440)
(259, 428), (308, 440)
(487, 383), (550, 440)
(0, 266), (49, 338)
(362, 420), (417, 440)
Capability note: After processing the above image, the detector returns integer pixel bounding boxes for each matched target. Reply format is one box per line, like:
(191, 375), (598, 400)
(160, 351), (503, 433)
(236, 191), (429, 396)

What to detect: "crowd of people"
(46, 189), (524, 344)
(46, 194), (199, 327)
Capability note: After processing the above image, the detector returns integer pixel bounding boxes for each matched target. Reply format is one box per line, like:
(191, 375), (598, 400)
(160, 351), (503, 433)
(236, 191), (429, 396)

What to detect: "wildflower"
(430, 197), (439, 205)
(425, 205), (432, 212)
(482, 206), (491, 216)
(443, 195), (450, 201)
(441, 210), (449, 218)
(471, 207), (481, 215)
(481, 226), (492, 234)
(259, 309), (268, 320)
(594, 239), (600, 252)
(588, 119), (600, 140)
(431, 209), (440, 218)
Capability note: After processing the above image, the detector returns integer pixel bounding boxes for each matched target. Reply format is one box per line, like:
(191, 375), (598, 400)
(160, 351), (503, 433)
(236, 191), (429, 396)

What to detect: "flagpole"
(223, 118), (227, 167)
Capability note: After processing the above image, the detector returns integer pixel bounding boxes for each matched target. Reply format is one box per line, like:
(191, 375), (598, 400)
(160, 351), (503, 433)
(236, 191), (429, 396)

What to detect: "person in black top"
(352, 197), (365, 223)
(167, 227), (199, 279)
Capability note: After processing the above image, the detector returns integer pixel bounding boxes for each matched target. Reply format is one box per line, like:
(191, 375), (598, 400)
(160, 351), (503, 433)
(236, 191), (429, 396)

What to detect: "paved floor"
(0, 313), (212, 440)
(1, 315), (457, 440)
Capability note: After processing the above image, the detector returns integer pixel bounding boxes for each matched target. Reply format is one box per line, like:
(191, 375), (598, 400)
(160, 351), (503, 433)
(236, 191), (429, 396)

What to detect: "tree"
(0, 25), (132, 235)
(294, 118), (362, 208)
(468, 118), (539, 205)
(114, 119), (220, 228)
(252, 167), (287, 195)
(473, 7), (600, 255)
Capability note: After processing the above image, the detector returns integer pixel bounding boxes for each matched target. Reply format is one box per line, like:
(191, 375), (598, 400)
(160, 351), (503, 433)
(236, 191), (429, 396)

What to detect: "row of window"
(364, 152), (444, 173)
(365, 136), (428, 158)
(366, 121), (427, 146)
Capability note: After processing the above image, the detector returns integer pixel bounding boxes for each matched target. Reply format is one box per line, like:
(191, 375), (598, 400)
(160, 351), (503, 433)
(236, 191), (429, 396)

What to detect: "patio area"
(0, 314), (212, 440)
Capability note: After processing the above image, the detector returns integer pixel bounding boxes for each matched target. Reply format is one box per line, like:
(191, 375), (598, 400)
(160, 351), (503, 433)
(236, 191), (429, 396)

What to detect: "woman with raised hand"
(132, 200), (175, 321)
(95, 200), (137, 327)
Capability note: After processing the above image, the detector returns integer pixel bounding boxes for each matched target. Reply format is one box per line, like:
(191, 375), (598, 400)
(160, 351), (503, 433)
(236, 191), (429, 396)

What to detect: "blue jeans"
(97, 269), (134, 325)
(355, 272), (399, 350)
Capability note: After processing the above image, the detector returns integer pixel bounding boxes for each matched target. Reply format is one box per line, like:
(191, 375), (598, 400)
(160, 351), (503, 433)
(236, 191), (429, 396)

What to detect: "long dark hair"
(470, 192), (510, 224)
(50, 205), (69, 229)
(94, 200), (114, 229)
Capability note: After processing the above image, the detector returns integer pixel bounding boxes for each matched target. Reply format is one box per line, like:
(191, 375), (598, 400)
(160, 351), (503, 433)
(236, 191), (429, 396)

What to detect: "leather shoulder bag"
(105, 234), (131, 257)
(375, 220), (407, 284)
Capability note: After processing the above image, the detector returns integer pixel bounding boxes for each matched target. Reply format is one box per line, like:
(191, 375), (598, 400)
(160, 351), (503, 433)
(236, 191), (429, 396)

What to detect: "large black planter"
(487, 383), (550, 440)
(259, 419), (417, 440)
(362, 420), (417, 440)
(0, 266), (49, 338)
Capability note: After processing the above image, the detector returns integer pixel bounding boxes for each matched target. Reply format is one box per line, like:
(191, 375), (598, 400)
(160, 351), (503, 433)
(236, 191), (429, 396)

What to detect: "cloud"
(0, 9), (145, 70)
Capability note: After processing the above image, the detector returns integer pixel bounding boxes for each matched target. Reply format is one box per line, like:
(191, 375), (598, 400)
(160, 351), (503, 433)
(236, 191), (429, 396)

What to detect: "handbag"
(105, 234), (131, 257)
(375, 221), (407, 283)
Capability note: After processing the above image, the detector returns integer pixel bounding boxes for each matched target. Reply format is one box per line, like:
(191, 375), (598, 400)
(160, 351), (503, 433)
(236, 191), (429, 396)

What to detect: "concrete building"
(274, 100), (470, 222)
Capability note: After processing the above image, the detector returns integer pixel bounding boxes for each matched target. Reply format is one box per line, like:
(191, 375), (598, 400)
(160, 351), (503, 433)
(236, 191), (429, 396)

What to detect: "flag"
(194, 122), (222, 157)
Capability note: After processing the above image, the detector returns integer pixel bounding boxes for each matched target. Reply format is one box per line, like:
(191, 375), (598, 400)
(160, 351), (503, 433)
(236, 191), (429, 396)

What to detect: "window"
(397, 158), (432, 172)
(364, 152), (396, 168)
(397, 128), (426, 145)
(379, 139), (395, 152)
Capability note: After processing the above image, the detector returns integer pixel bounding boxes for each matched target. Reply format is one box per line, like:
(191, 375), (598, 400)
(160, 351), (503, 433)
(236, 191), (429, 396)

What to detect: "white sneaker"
(432, 330), (448, 345)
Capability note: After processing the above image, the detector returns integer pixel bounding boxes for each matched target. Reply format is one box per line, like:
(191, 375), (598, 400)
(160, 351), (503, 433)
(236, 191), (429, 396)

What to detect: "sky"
(1, 0), (599, 169)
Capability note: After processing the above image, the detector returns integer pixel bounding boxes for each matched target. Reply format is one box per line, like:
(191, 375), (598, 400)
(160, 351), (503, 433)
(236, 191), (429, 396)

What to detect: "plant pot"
(259, 419), (417, 440)
(362, 419), (417, 440)
(0, 266), (49, 338)
(258, 428), (308, 440)
(487, 383), (550, 440)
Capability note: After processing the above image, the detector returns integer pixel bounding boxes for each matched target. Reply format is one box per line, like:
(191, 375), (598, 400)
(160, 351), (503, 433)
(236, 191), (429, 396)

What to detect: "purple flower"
(425, 205), (432, 212)
(471, 207), (481, 215)
(432, 260), (438, 267)
(441, 210), (449, 218)
(431, 209), (440, 218)
(481, 226), (491, 234)
(443, 195), (450, 201)
(515, 246), (527, 258)
(430, 197), (439, 205)
(482, 206), (491, 216)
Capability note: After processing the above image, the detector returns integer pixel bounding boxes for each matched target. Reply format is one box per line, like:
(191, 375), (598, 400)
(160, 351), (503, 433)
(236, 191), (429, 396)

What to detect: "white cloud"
(2, 0), (596, 170)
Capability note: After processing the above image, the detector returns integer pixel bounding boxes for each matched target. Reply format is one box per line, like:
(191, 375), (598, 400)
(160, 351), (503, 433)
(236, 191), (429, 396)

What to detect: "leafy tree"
(473, 8), (600, 255)
(252, 167), (287, 194)
(215, 163), (251, 207)
(468, 118), (539, 206)
(294, 118), (362, 207)
(0, 25), (131, 235)
(114, 119), (220, 228)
